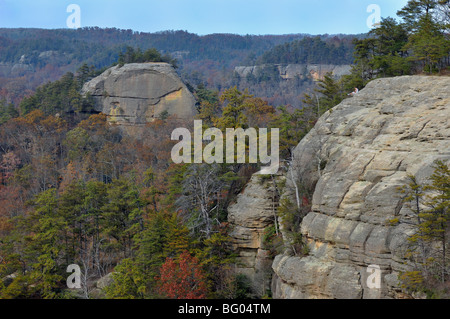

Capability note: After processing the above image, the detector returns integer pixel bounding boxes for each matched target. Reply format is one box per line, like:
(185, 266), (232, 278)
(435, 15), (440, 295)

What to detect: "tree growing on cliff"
(423, 161), (450, 284)
(117, 46), (178, 68)
(399, 160), (450, 296)
(302, 72), (348, 119)
(348, 0), (449, 82)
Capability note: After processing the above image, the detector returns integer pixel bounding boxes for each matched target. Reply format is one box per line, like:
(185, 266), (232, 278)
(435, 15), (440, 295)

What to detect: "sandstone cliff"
(228, 174), (283, 297)
(235, 64), (351, 81)
(82, 63), (197, 125)
(229, 75), (450, 299)
(273, 75), (450, 299)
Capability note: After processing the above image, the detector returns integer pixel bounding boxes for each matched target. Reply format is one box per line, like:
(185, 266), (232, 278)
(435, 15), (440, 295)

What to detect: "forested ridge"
(255, 36), (355, 65)
(0, 28), (358, 105)
(0, 0), (449, 299)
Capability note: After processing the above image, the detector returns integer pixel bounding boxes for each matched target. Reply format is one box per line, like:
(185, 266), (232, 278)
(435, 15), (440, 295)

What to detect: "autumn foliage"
(157, 251), (208, 299)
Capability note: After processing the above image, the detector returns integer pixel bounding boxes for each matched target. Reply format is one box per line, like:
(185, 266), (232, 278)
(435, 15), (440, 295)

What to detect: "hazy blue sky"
(0, 0), (409, 35)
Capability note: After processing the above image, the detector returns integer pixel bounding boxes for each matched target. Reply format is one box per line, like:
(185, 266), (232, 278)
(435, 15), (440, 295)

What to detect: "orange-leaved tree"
(157, 251), (208, 299)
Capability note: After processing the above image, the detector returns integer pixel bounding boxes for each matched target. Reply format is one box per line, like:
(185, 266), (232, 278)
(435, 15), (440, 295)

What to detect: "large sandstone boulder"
(271, 76), (450, 299)
(82, 63), (197, 125)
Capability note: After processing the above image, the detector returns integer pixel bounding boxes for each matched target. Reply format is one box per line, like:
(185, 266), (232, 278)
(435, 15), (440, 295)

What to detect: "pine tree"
(422, 160), (450, 283)
(399, 160), (450, 294)
(397, 0), (444, 31)
(214, 87), (251, 130)
(23, 189), (67, 298)
(405, 15), (450, 73)
(102, 178), (145, 259)
(302, 72), (346, 118)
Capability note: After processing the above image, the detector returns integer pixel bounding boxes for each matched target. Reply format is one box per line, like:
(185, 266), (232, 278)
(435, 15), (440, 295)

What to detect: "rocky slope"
(271, 75), (450, 299)
(82, 63), (197, 125)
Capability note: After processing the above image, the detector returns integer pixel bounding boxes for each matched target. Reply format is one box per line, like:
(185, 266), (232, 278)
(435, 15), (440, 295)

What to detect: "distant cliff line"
(234, 63), (352, 82)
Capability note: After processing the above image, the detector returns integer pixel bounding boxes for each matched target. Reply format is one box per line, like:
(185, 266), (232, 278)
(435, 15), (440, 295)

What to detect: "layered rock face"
(271, 76), (450, 299)
(82, 63), (197, 125)
(235, 64), (351, 81)
(228, 174), (283, 297)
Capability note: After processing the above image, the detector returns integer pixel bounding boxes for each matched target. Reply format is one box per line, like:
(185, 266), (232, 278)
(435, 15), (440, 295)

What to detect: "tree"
(271, 106), (311, 159)
(243, 97), (276, 129)
(315, 72), (347, 110)
(104, 258), (146, 299)
(397, 0), (450, 73)
(397, 0), (447, 31)
(348, 0), (449, 79)
(193, 223), (238, 298)
(0, 151), (21, 185)
(196, 87), (221, 127)
(18, 72), (95, 118)
(369, 17), (411, 76)
(117, 46), (177, 68)
(177, 164), (236, 239)
(351, 17), (411, 81)
(405, 15), (450, 73)
(102, 178), (146, 259)
(422, 161), (450, 283)
(214, 87), (252, 130)
(21, 189), (68, 298)
(157, 251), (208, 299)
(399, 160), (450, 295)
(64, 127), (91, 162)
(0, 100), (18, 125)
(398, 174), (431, 285)
(302, 72), (347, 119)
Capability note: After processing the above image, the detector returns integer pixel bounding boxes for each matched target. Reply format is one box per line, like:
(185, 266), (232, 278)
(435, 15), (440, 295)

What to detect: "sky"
(0, 0), (410, 35)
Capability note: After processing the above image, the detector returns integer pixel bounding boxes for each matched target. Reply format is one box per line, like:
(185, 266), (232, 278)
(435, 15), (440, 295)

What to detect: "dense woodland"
(0, 69), (319, 298)
(0, 0), (449, 299)
(255, 36), (355, 65)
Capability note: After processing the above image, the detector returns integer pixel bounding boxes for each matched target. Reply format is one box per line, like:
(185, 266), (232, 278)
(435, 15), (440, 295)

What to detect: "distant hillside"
(0, 27), (359, 106)
(256, 36), (354, 65)
(231, 36), (355, 106)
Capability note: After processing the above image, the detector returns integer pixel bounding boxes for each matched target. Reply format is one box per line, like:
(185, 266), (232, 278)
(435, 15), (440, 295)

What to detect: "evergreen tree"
(214, 87), (252, 130)
(399, 161), (450, 295)
(102, 178), (146, 259)
(405, 14), (450, 73)
(22, 189), (67, 298)
(397, 0), (445, 31)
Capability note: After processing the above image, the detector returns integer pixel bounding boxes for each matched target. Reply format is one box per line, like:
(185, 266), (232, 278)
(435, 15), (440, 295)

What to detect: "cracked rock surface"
(82, 63), (197, 125)
(272, 76), (450, 299)
(228, 174), (283, 297)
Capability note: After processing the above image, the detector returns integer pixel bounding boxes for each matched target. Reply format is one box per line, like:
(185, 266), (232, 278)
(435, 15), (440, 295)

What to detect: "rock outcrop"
(235, 64), (351, 81)
(228, 174), (283, 297)
(271, 75), (450, 299)
(82, 63), (197, 125)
